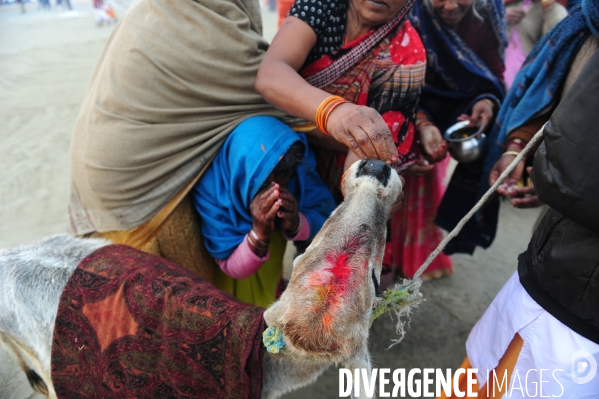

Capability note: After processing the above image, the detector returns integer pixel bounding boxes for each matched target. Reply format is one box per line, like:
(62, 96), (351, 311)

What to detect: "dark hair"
(259, 141), (306, 191)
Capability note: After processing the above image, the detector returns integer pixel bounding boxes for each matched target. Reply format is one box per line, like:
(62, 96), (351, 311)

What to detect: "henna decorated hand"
(326, 103), (398, 164)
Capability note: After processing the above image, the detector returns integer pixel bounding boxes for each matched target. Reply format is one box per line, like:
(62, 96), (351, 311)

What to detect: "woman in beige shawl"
(69, 0), (293, 280)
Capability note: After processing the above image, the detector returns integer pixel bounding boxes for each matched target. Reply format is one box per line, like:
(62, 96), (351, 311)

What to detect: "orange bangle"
(322, 100), (347, 135)
(316, 95), (346, 135)
(316, 96), (340, 129)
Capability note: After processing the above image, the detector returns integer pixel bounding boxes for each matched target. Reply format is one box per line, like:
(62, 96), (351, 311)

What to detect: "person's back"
(439, 46), (599, 399)
(520, 48), (599, 339)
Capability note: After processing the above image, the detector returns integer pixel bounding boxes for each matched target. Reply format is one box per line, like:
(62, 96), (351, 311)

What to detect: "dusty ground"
(0, 2), (542, 398)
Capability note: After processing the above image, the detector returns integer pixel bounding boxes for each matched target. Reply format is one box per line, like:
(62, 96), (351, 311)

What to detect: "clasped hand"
(250, 182), (300, 242)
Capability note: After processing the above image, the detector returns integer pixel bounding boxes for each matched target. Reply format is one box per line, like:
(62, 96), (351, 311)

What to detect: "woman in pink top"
(192, 116), (336, 308)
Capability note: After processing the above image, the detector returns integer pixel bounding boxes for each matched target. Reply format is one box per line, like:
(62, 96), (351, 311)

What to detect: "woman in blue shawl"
(394, 0), (506, 279)
(486, 0), (599, 207)
(411, 0), (507, 133)
(192, 116), (336, 308)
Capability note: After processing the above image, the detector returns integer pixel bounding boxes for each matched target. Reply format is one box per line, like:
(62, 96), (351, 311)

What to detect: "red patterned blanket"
(51, 244), (265, 398)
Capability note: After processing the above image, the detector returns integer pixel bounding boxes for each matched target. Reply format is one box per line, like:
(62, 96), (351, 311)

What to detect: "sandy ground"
(0, 2), (542, 398)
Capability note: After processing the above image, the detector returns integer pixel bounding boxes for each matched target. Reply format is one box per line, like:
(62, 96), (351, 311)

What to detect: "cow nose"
(356, 159), (391, 186)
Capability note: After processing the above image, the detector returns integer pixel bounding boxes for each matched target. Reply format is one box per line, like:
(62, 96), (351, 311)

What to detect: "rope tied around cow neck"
(264, 128), (544, 354)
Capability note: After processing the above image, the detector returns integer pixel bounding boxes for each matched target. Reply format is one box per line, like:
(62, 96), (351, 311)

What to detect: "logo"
(570, 350), (597, 385)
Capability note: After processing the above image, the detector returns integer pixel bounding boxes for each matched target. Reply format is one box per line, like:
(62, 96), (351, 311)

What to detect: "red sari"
(301, 19), (425, 198)
(301, 17), (451, 281)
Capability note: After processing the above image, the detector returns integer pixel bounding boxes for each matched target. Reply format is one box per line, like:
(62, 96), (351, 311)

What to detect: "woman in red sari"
(256, 0), (444, 286)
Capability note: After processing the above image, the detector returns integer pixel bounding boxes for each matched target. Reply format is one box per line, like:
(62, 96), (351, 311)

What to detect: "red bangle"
(506, 138), (527, 151)
(416, 120), (433, 130)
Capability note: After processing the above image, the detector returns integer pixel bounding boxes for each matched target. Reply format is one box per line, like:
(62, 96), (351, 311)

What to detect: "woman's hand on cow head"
(250, 183), (281, 242)
(327, 103), (398, 164)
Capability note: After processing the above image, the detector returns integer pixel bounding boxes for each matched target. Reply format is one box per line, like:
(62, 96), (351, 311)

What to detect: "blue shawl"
(192, 116), (336, 260)
(483, 0), (599, 179)
(409, 0), (507, 131)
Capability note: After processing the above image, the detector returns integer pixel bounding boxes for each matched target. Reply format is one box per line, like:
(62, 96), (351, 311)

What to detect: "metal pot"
(443, 120), (487, 164)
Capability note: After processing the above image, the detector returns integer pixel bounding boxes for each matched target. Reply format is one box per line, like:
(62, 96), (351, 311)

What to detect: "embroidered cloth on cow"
(51, 244), (265, 398)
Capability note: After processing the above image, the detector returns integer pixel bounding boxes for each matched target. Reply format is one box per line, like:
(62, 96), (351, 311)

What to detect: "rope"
(370, 286), (411, 325)
(368, 127), (544, 346)
(412, 127), (545, 282)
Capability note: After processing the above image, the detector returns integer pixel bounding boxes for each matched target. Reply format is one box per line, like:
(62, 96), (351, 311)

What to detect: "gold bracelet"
(482, 98), (495, 111)
(501, 151), (521, 157)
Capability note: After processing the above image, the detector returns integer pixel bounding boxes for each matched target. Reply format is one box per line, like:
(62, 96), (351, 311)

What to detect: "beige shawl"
(69, 0), (295, 235)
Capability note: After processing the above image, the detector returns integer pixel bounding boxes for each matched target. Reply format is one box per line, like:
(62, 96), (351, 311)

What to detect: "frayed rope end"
(370, 277), (424, 347)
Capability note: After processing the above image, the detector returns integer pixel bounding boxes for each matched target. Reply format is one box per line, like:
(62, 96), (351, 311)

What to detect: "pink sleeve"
(283, 212), (310, 241)
(215, 235), (270, 279)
